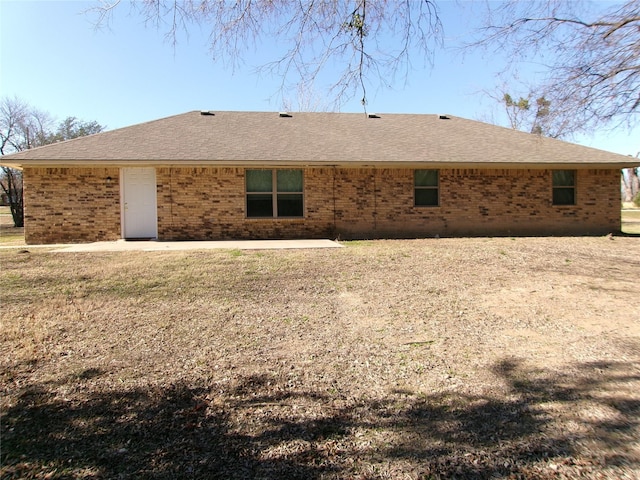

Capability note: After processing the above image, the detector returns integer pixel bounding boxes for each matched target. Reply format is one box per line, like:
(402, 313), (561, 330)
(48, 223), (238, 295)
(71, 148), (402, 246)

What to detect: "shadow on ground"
(2, 359), (639, 479)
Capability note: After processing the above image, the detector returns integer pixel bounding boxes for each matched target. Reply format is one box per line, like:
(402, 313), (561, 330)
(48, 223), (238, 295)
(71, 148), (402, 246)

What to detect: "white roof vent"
(279, 112), (292, 118)
(438, 115), (450, 120)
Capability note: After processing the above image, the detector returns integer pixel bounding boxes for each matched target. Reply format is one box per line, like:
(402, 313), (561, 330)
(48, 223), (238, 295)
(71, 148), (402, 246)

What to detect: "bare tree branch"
(1, 97), (105, 227)
(470, 0), (640, 135)
(89, 0), (443, 109)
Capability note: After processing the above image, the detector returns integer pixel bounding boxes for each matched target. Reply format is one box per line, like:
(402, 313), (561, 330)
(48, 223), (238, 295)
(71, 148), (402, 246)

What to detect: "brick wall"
(333, 168), (621, 238)
(23, 166), (621, 244)
(156, 167), (335, 240)
(24, 167), (121, 244)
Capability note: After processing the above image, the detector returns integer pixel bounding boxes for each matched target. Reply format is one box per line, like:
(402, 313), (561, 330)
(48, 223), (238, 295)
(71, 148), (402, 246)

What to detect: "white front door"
(121, 167), (157, 239)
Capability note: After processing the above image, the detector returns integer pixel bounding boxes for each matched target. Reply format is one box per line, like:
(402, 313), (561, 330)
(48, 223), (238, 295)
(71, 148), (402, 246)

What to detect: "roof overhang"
(2, 111), (638, 170)
(6, 159), (640, 170)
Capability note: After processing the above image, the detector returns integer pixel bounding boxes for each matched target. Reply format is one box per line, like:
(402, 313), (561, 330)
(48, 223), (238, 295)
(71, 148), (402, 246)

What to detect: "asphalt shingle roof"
(2, 111), (637, 168)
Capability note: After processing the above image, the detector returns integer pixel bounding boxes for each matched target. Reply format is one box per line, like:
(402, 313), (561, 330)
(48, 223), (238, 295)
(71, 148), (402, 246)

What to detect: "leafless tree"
(0, 97), (105, 227)
(0, 97), (54, 227)
(281, 82), (333, 113)
(471, 0), (640, 135)
(1, 97), (54, 153)
(91, 0), (443, 109)
(0, 169), (23, 227)
(622, 153), (640, 204)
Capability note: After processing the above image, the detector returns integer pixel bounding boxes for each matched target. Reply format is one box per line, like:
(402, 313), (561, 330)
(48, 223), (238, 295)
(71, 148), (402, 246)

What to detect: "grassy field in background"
(622, 208), (640, 234)
(0, 206), (23, 246)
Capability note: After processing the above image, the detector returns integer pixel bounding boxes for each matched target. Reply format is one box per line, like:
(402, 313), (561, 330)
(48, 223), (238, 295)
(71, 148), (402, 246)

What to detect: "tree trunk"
(623, 169), (633, 202)
(9, 202), (24, 228)
(622, 168), (639, 203)
(632, 168), (640, 203)
(1, 167), (24, 227)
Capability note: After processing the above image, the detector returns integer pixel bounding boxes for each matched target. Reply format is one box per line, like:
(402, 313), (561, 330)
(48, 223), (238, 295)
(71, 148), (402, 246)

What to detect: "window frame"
(552, 170), (577, 206)
(414, 169), (440, 207)
(246, 169), (304, 218)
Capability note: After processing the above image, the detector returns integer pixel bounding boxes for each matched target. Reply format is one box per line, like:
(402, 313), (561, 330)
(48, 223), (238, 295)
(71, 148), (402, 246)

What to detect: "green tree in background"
(501, 93), (562, 138)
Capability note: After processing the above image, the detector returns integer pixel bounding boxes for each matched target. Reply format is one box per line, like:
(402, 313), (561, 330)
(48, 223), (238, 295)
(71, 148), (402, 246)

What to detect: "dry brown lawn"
(0, 207), (23, 246)
(1, 236), (639, 479)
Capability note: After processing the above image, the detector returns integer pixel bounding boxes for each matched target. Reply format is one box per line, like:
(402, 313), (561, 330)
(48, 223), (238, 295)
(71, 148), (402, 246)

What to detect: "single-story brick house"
(1, 111), (638, 244)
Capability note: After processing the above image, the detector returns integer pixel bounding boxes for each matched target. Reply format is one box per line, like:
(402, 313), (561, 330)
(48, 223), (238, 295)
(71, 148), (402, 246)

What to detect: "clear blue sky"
(1, 0), (637, 156)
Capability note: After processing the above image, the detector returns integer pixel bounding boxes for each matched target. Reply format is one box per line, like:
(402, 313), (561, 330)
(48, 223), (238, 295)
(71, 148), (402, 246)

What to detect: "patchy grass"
(1, 237), (639, 479)
(0, 206), (25, 246)
(0, 227), (25, 245)
(622, 209), (640, 234)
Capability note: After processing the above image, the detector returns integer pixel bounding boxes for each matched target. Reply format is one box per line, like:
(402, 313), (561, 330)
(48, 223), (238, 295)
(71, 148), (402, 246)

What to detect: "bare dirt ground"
(1, 236), (639, 479)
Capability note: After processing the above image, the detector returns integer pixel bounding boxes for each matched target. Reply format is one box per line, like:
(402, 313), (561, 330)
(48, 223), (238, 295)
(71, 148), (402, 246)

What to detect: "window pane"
(553, 188), (575, 205)
(247, 194), (273, 217)
(553, 170), (575, 187)
(277, 194), (303, 217)
(415, 170), (438, 187)
(277, 170), (303, 192)
(247, 170), (272, 192)
(415, 188), (439, 206)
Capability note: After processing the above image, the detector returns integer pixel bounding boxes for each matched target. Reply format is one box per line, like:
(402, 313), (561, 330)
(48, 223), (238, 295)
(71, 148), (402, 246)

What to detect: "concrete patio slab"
(49, 239), (343, 253)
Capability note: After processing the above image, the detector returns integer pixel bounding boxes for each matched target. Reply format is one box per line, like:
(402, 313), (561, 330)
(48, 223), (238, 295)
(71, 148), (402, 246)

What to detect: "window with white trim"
(246, 169), (304, 217)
